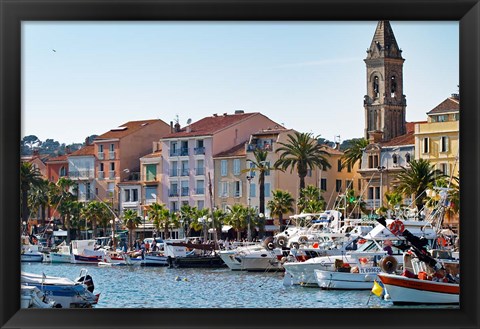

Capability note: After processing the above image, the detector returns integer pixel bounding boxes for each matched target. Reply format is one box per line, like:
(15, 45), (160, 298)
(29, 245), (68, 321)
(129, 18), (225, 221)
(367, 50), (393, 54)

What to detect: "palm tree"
(297, 185), (325, 213)
(340, 138), (368, 169)
(20, 162), (43, 223)
(147, 203), (167, 237)
(148, 203), (179, 239)
(274, 131), (331, 198)
(244, 148), (273, 215)
(342, 188), (368, 218)
(28, 178), (50, 227)
(225, 204), (248, 241)
(178, 204), (198, 238)
(122, 209), (142, 249)
(51, 177), (77, 242)
(81, 201), (110, 238)
(394, 159), (445, 211)
(267, 189), (295, 232)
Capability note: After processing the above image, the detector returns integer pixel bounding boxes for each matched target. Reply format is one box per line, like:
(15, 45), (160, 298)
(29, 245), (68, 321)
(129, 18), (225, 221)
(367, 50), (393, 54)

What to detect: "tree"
(225, 204), (248, 241)
(394, 159), (445, 211)
(27, 178), (50, 227)
(122, 209), (142, 249)
(22, 135), (41, 152)
(178, 204), (198, 237)
(267, 189), (295, 232)
(340, 138), (368, 169)
(274, 131), (331, 198)
(147, 203), (167, 237)
(53, 177), (77, 242)
(244, 148), (273, 215)
(342, 188), (368, 218)
(148, 203), (179, 239)
(20, 162), (44, 223)
(297, 185), (325, 213)
(81, 201), (111, 238)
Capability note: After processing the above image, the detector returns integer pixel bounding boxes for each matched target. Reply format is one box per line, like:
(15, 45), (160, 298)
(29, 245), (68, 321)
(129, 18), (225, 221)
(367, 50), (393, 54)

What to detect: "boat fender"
(263, 237), (275, 250)
(298, 236), (308, 244)
(276, 236), (288, 247)
(290, 242), (300, 249)
(380, 256), (398, 274)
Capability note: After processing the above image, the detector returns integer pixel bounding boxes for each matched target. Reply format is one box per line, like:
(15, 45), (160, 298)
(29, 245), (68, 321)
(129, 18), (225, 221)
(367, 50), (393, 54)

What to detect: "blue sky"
(22, 21), (458, 144)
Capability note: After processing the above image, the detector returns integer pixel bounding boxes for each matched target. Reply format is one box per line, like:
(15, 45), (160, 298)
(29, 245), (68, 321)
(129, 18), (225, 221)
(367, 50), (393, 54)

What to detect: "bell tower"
(364, 20), (407, 142)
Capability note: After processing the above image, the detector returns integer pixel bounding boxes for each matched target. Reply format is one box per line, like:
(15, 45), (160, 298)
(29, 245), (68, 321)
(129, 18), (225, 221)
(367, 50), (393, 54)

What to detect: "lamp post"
(246, 175), (253, 242)
(258, 212), (265, 239)
(377, 166), (386, 208)
(143, 215), (148, 240)
(22, 221), (27, 235)
(110, 217), (119, 249)
(200, 216), (207, 243)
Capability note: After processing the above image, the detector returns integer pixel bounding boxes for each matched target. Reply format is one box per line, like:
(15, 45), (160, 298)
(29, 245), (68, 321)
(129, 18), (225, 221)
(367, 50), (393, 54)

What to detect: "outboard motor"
(76, 274), (95, 293)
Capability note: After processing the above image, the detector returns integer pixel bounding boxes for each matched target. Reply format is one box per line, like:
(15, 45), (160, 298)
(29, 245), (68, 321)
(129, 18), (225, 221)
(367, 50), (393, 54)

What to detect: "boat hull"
(21, 254), (43, 262)
(71, 254), (102, 264)
(50, 253), (72, 263)
(378, 273), (459, 305)
(169, 256), (227, 268)
(314, 268), (380, 290)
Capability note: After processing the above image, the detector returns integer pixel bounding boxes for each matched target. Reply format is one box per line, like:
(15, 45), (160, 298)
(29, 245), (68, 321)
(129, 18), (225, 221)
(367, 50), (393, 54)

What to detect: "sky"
(22, 21), (459, 145)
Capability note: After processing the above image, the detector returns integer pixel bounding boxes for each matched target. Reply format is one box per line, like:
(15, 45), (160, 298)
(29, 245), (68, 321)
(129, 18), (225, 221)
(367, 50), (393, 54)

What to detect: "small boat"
(70, 239), (105, 264)
(49, 244), (72, 263)
(21, 244), (44, 263)
(21, 269), (100, 308)
(98, 249), (136, 266)
(164, 241), (227, 268)
(21, 285), (56, 308)
(143, 251), (169, 267)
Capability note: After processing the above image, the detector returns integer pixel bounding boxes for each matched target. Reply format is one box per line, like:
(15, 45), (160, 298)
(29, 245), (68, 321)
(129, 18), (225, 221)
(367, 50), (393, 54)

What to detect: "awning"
(222, 225), (233, 233)
(53, 230), (67, 236)
(264, 225), (280, 232)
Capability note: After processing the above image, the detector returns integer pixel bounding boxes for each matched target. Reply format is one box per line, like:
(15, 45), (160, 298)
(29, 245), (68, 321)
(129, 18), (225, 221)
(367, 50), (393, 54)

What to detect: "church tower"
(364, 21), (407, 142)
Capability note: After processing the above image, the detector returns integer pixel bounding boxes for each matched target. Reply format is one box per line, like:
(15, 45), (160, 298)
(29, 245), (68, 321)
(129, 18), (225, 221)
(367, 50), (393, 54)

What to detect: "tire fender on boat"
(276, 236), (288, 247)
(380, 255), (398, 274)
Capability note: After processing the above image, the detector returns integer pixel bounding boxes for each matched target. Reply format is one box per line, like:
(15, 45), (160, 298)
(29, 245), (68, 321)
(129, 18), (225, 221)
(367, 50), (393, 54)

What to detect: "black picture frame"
(1, 0), (479, 328)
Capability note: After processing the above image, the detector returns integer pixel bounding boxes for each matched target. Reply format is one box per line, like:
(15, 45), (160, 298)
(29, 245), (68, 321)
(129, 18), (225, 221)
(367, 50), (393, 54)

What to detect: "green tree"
(81, 201), (112, 238)
(297, 185), (325, 213)
(267, 189), (295, 232)
(274, 131), (331, 199)
(178, 204), (198, 237)
(340, 138), (368, 169)
(122, 209), (142, 249)
(394, 159), (445, 211)
(225, 204), (248, 241)
(244, 149), (273, 215)
(20, 162), (44, 223)
(147, 203), (167, 237)
(27, 178), (50, 227)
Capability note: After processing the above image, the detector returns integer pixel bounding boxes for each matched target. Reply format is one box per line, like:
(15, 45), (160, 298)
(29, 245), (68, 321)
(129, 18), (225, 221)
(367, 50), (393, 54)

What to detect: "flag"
(371, 279), (384, 298)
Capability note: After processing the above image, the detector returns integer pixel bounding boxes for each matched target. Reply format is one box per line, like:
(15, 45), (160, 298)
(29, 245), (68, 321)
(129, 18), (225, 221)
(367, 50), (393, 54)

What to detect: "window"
(99, 163), (104, 171)
(181, 141), (189, 156)
(250, 183), (256, 197)
(181, 180), (189, 196)
(110, 162), (115, 171)
(171, 201), (178, 212)
(233, 159), (241, 175)
(320, 178), (327, 191)
(264, 161), (271, 176)
(145, 164), (156, 181)
(124, 189), (138, 202)
(405, 153), (411, 163)
(264, 183), (271, 198)
(390, 76), (397, 97)
(196, 180), (205, 195)
(454, 113), (460, 121)
(221, 160), (228, 176)
(358, 179), (362, 191)
(392, 154), (398, 165)
(249, 162), (256, 177)
(170, 141), (179, 156)
(307, 169), (312, 177)
(436, 115), (447, 122)
(337, 160), (342, 172)
(109, 144), (114, 152)
(233, 181), (242, 197)
(423, 138), (429, 153)
(439, 163), (449, 176)
(170, 161), (178, 176)
(345, 180), (353, 190)
(124, 189), (130, 202)
(373, 76), (379, 98)
(99, 145), (104, 152)
(169, 182), (178, 197)
(368, 154), (379, 168)
(181, 161), (189, 176)
(336, 180), (342, 192)
(368, 187), (380, 199)
(219, 181), (229, 197)
(197, 200), (204, 210)
(196, 159), (204, 175)
(145, 186), (157, 200)
(132, 189), (138, 202)
(347, 163), (352, 173)
(59, 166), (66, 177)
(440, 136), (449, 152)
(107, 182), (115, 195)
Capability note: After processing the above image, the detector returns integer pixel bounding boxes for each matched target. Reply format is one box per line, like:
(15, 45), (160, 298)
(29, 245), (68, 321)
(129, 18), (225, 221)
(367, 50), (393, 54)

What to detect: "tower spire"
(366, 20), (403, 60)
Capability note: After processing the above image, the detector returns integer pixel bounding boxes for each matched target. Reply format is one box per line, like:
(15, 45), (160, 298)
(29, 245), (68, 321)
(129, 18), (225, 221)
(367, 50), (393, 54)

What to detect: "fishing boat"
(70, 239), (105, 264)
(21, 244), (44, 262)
(143, 251), (169, 266)
(21, 269), (100, 308)
(164, 241), (226, 268)
(21, 285), (56, 308)
(49, 244), (72, 263)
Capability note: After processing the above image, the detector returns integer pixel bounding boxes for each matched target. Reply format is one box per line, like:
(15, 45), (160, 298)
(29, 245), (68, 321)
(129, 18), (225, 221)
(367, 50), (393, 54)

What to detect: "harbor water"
(22, 262), (458, 309)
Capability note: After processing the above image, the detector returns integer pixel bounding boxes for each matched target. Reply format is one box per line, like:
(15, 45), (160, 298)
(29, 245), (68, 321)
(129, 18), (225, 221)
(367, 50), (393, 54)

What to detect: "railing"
(233, 191), (241, 198)
(246, 142), (273, 152)
(97, 152), (105, 160)
(169, 189), (179, 197)
(181, 187), (189, 196)
(108, 171), (115, 179)
(181, 169), (189, 176)
(98, 171), (105, 179)
(195, 167), (205, 175)
(194, 147), (205, 155)
(180, 148), (189, 156)
(170, 169), (178, 177)
(125, 172), (140, 181)
(195, 187), (205, 195)
(109, 151), (115, 160)
(365, 200), (381, 209)
(170, 149), (180, 157)
(68, 170), (95, 179)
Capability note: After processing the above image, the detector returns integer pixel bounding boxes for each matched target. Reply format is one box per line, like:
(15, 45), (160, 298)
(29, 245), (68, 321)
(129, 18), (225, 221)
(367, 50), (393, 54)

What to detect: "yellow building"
(414, 94), (460, 178)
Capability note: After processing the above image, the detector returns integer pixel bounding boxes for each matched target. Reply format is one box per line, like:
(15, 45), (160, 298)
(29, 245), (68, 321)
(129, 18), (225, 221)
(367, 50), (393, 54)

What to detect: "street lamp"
(246, 175), (253, 242)
(143, 215), (148, 240)
(258, 212), (265, 239)
(110, 217), (119, 249)
(22, 221), (27, 235)
(377, 166), (386, 208)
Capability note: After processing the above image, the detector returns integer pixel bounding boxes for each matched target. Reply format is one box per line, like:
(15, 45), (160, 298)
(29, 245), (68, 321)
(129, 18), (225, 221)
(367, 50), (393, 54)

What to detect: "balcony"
(97, 152), (105, 160)
(109, 151), (115, 160)
(365, 199), (381, 209)
(68, 170), (95, 180)
(169, 189), (179, 197)
(181, 187), (189, 196)
(170, 149), (181, 157)
(108, 171), (115, 179)
(195, 167), (205, 176)
(195, 187), (205, 195)
(180, 148), (189, 156)
(98, 171), (105, 179)
(194, 147), (205, 155)
(181, 169), (189, 176)
(246, 141), (273, 152)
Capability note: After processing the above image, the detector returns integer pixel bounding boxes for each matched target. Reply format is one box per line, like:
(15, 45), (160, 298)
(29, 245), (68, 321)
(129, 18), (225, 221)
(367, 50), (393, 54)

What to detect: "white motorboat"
(49, 244), (72, 263)
(21, 285), (56, 308)
(70, 239), (105, 264)
(21, 269), (100, 308)
(219, 243), (266, 271)
(21, 244), (44, 262)
(283, 219), (437, 287)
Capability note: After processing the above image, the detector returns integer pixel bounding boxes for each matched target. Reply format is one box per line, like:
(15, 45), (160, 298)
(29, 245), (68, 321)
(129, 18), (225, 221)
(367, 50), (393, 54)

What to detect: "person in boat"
(382, 239), (393, 255)
(151, 239), (157, 252)
(145, 240), (150, 252)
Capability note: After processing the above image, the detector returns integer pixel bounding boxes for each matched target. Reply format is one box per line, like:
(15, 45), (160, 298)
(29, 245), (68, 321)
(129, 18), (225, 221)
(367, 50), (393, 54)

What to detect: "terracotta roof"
(95, 119), (166, 140)
(251, 127), (290, 137)
(381, 121), (426, 147)
(46, 154), (68, 163)
(142, 151), (163, 159)
(163, 112), (259, 138)
(427, 97), (460, 115)
(321, 145), (343, 156)
(214, 143), (246, 158)
(68, 145), (95, 157)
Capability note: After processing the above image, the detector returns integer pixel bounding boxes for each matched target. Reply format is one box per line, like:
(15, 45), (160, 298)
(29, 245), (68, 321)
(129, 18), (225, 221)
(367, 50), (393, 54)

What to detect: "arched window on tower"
(373, 76), (379, 98)
(390, 76), (397, 98)
(392, 153), (398, 166)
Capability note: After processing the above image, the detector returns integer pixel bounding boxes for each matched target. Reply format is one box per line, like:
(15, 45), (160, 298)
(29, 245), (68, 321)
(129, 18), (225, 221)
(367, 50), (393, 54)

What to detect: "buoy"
(183, 278), (188, 282)
(312, 242), (319, 248)
(175, 276), (181, 281)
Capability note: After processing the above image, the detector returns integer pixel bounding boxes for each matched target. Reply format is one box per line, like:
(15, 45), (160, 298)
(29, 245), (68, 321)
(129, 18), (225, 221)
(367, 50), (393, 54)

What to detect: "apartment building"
(67, 143), (96, 202)
(159, 111), (282, 212)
